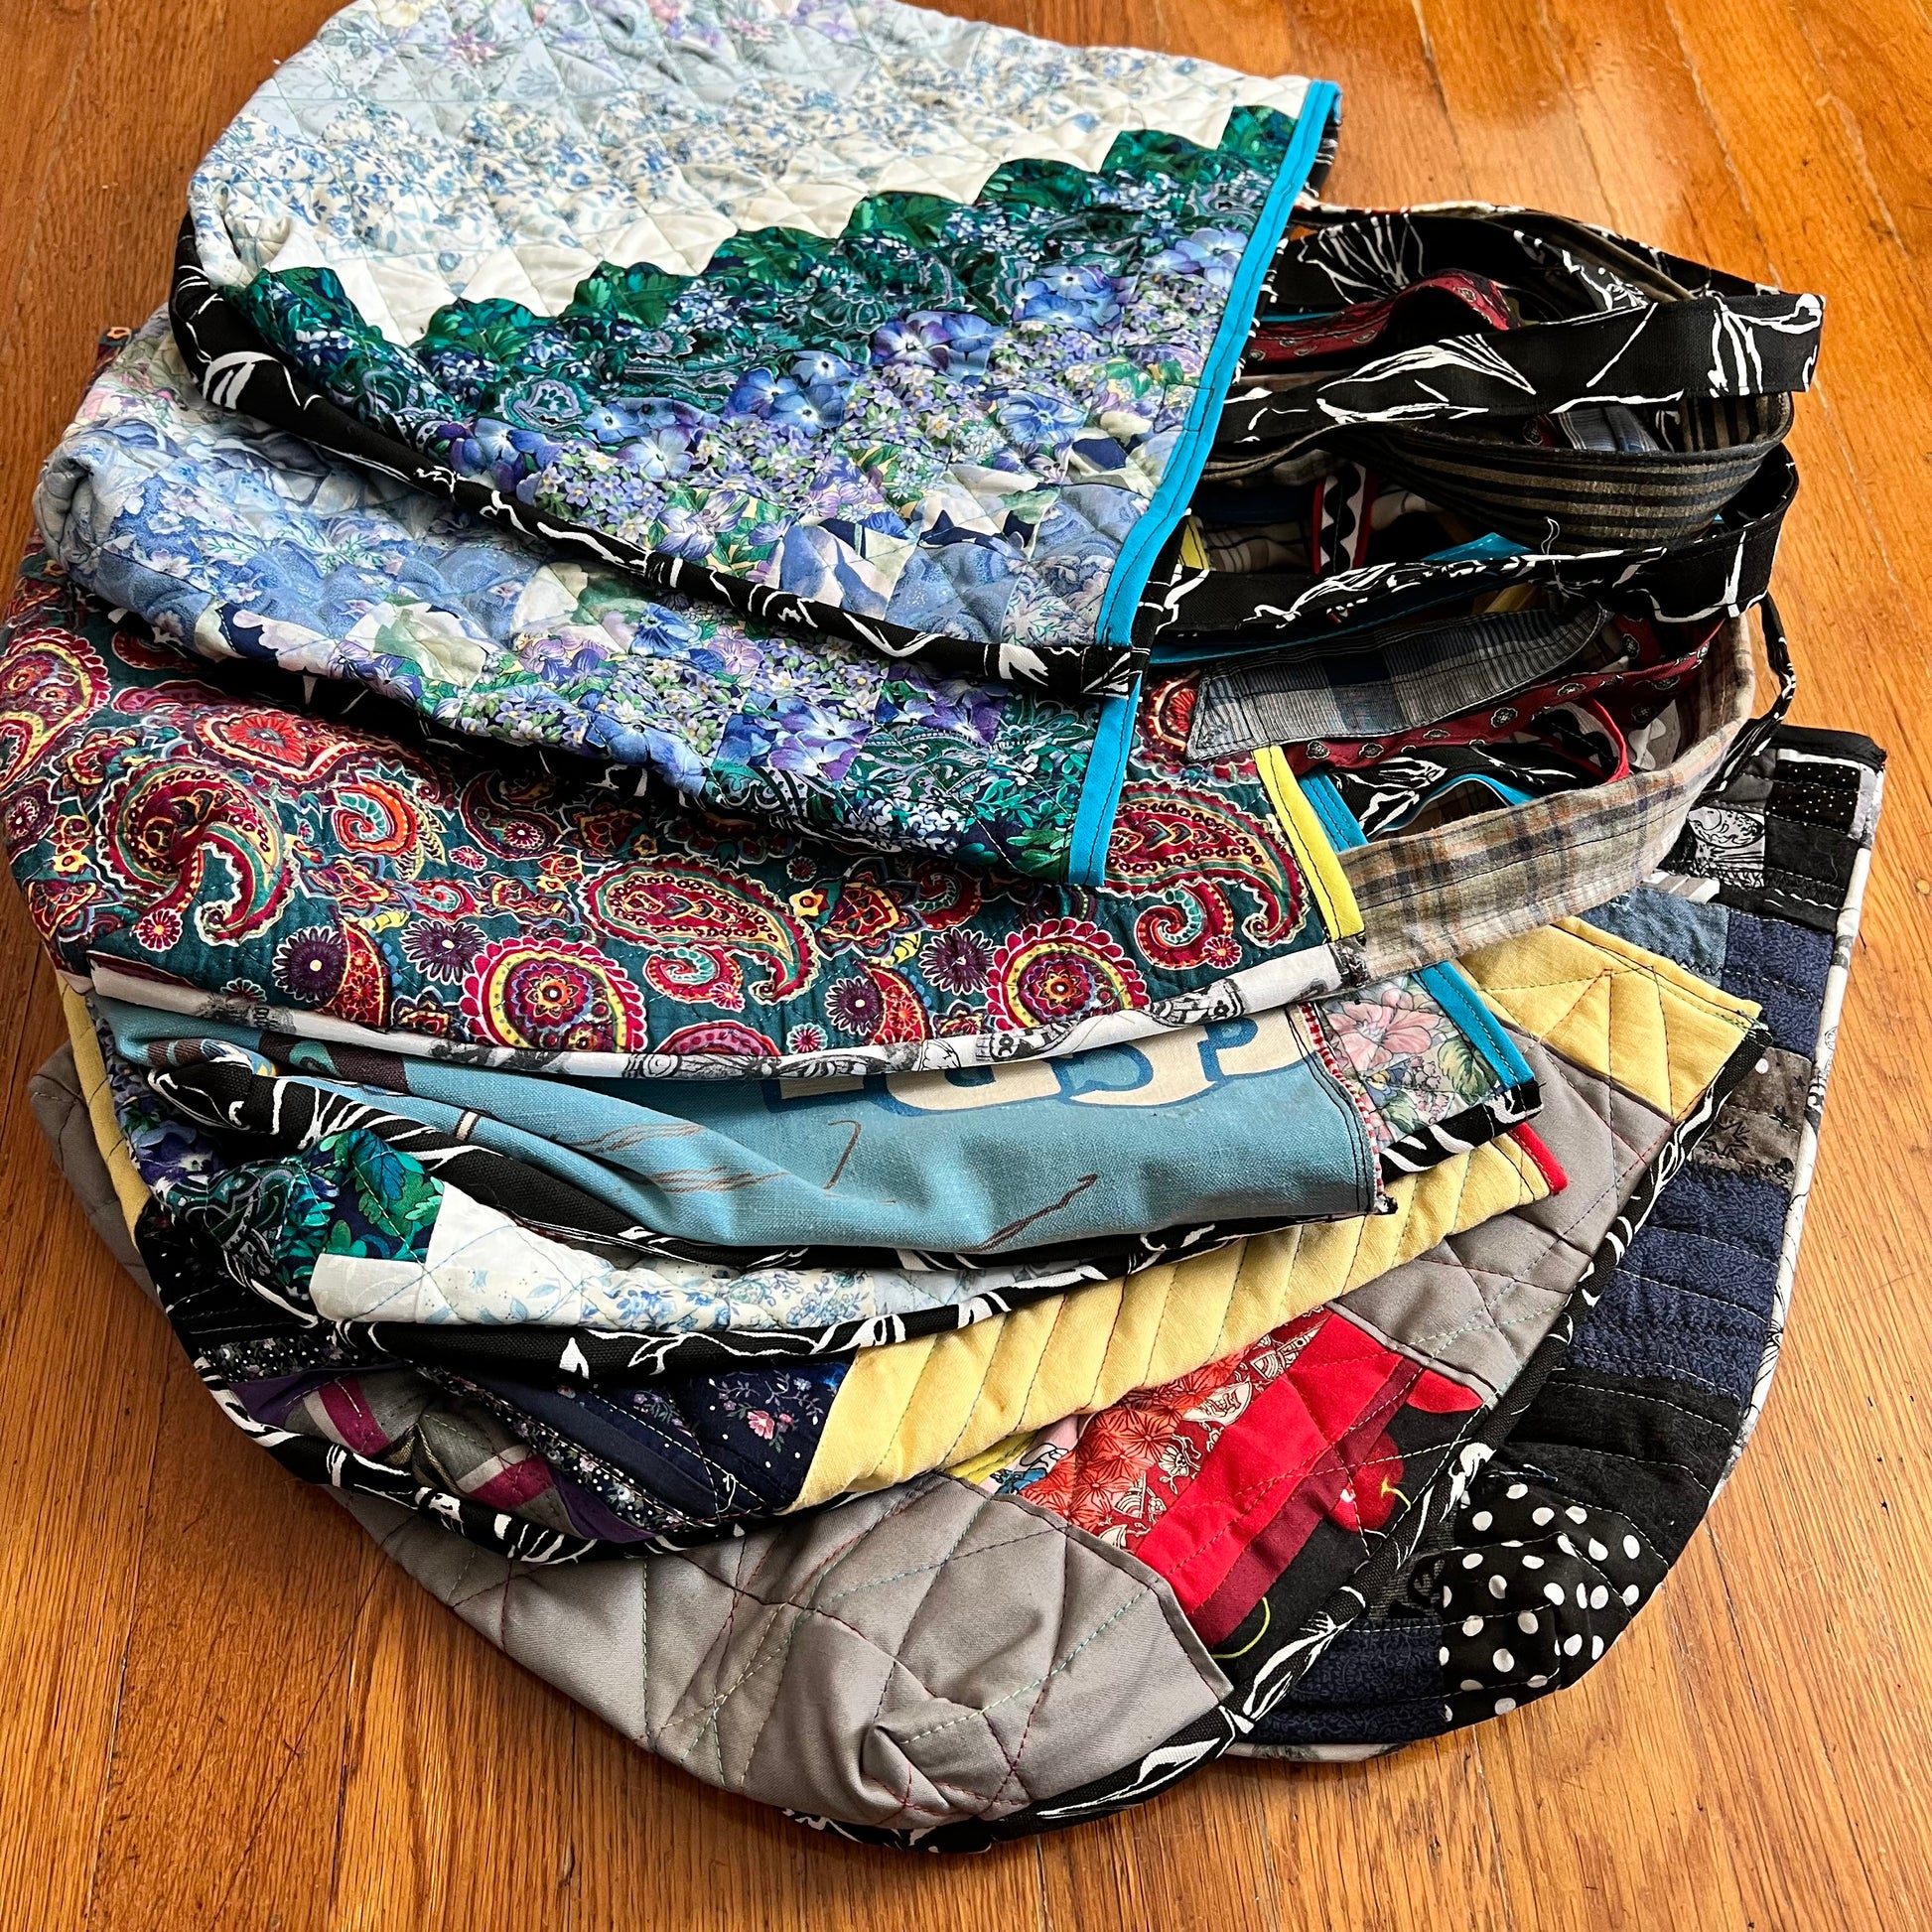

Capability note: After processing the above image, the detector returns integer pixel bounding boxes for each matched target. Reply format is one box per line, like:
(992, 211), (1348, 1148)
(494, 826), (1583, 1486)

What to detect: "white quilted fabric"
(191, 0), (1311, 340)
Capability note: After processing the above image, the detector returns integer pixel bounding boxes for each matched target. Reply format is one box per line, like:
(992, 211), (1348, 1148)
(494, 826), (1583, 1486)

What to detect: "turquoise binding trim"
(1095, 79), (1342, 651)
(1302, 770), (1533, 1091)
(1302, 771), (1367, 850)
(1424, 532), (1531, 562)
(1066, 679), (1142, 887)
(1415, 958), (1536, 1091)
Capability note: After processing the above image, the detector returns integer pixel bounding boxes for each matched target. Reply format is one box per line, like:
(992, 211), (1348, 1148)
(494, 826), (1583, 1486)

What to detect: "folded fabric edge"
(1097, 80), (1343, 650)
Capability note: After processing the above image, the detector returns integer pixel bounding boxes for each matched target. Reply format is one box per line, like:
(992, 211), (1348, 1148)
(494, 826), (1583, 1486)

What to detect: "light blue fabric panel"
(1582, 889), (1731, 985)
(106, 1000), (1376, 1254)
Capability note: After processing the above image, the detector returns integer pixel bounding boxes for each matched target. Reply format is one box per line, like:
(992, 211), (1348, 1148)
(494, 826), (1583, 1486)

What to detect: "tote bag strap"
(1136, 446), (1797, 645)
(1260, 203), (1793, 316)
(1313, 608), (1778, 976)
(1217, 291), (1823, 452)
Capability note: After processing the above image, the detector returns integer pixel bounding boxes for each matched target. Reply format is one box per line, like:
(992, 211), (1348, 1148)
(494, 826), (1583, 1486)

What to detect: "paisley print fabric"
(0, 547), (1351, 1078)
(181, 0), (1339, 686)
(39, 317), (1122, 884)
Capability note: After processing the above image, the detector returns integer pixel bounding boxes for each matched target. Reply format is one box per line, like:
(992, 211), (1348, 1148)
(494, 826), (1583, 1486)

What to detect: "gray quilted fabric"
(27, 1044), (155, 1300)
(336, 1475), (1229, 1828)
(1339, 1031), (1672, 1399)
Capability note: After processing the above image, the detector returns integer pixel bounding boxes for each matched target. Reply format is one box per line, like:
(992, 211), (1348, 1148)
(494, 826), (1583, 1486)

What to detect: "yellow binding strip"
(61, 985), (153, 1240)
(1255, 745), (1362, 941)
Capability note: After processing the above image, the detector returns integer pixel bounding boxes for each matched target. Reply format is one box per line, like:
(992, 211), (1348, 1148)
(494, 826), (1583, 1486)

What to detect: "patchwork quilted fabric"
(34, 709), (1870, 1844)
(816, 989), (1766, 1843)
(1237, 725), (1881, 1758)
(1305, 610), (1762, 976)
(35, 902), (1757, 1821)
(40, 317), (1126, 884)
(0, 549), (1360, 1078)
(179, 0), (1340, 688)
(16, 1064), (1246, 1830)
(62, 914), (1749, 1556)
(5, 0), (1866, 1846)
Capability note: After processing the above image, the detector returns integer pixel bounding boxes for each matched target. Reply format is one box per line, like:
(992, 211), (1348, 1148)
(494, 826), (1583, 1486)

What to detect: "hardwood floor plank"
(0, 899), (165, 1932)
(81, 1373), (374, 1932)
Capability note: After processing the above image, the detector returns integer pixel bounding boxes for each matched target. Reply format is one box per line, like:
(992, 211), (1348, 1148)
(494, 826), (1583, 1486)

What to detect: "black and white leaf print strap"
(1228, 202), (1822, 460)
(1216, 291), (1821, 453)
(1707, 594), (1798, 795)
(1137, 444), (1798, 642)
(1262, 203), (1803, 321)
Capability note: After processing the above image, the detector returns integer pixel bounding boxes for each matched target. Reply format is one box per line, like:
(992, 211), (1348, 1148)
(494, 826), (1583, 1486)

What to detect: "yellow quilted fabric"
(1459, 917), (1760, 1118)
(797, 1134), (1551, 1506)
(796, 918), (1759, 1510)
(62, 987), (152, 1239)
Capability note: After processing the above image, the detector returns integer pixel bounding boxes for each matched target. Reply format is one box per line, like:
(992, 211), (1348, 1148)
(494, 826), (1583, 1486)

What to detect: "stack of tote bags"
(4, 0), (1883, 1847)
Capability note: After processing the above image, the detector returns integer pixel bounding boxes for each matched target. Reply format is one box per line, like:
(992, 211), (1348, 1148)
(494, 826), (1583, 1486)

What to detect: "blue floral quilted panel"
(182, 0), (1338, 692)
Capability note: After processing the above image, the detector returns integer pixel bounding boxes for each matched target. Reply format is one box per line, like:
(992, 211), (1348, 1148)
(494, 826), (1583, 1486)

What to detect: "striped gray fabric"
(1188, 602), (1606, 759)
(1341, 615), (1757, 976)
(1341, 393), (1792, 548)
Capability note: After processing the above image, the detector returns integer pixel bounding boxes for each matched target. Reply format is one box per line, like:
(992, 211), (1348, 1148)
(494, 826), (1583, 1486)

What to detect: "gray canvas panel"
(335, 1475), (1228, 1831)
(28, 1044), (155, 1300)
(1336, 1031), (1673, 1399)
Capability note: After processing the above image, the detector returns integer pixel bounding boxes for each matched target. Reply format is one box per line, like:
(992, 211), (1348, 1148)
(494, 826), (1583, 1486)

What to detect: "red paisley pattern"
(0, 626), (105, 790)
(587, 857), (813, 1005)
(987, 917), (1149, 1030)
(460, 936), (649, 1053)
(97, 758), (292, 951)
(0, 556), (1340, 1070)
(1104, 782), (1307, 971)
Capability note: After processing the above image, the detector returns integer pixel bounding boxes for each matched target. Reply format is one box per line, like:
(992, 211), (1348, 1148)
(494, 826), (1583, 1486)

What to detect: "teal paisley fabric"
(184, 0), (1337, 686)
(0, 551), (1350, 1079)
(38, 317), (1115, 883)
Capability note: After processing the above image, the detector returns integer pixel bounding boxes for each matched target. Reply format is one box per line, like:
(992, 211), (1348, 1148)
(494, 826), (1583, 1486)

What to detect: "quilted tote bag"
(1238, 725), (1883, 1759)
(170, 0), (1346, 697)
(41, 317), (1139, 889)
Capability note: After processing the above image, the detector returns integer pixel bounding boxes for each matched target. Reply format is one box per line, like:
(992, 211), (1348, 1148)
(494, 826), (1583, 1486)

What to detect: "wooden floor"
(1, 0), (1929, 1925)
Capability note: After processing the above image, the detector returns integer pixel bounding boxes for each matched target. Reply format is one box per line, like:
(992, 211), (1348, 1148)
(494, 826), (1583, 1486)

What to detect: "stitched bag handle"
(1708, 594), (1796, 794)
(1220, 203), (1823, 453)
(1322, 613), (1768, 976)
(1217, 295), (1821, 451)
(1263, 203), (1791, 315)
(1135, 445), (1796, 645)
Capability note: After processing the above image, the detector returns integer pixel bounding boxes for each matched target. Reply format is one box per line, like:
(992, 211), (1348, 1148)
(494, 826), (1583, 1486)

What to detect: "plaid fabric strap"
(1324, 612), (1769, 976)
(1187, 601), (1608, 758)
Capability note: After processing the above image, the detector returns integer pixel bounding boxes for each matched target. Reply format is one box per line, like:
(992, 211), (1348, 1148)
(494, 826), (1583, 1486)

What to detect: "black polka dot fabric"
(1433, 1474), (1667, 1725)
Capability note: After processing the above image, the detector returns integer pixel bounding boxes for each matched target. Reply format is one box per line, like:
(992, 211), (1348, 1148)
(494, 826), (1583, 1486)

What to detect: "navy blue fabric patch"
(1247, 1618), (1448, 1745)
(1270, 1615), (1443, 1707)
(1718, 910), (1830, 1055)
(1567, 1164), (1784, 1404)
(478, 1356), (844, 1528)
(1242, 1693), (1449, 1748)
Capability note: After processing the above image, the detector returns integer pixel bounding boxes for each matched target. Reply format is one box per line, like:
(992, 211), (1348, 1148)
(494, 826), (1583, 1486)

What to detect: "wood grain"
(1, 2), (1928, 1925)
